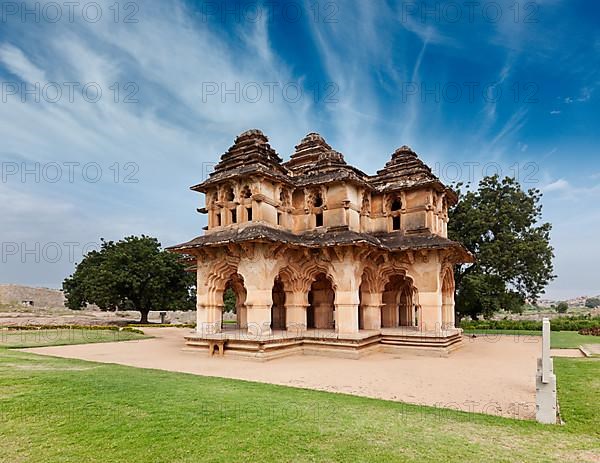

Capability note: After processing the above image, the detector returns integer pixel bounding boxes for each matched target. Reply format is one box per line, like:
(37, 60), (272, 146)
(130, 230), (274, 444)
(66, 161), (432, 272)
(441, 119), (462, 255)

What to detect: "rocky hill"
(0, 284), (65, 308)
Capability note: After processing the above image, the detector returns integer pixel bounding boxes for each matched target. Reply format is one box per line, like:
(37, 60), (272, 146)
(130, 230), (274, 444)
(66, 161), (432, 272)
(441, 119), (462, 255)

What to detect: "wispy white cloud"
(0, 43), (46, 83)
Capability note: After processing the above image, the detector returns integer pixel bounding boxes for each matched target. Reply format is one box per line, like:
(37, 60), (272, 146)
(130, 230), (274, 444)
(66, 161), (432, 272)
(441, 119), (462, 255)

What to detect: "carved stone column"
(237, 245), (281, 338)
(329, 255), (361, 335)
(361, 292), (382, 330)
(195, 269), (223, 334)
(285, 291), (308, 334)
(418, 291), (442, 332)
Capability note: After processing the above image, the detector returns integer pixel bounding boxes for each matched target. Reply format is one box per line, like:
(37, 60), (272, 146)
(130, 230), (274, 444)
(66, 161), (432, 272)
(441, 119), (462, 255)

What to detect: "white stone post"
(536, 318), (557, 424)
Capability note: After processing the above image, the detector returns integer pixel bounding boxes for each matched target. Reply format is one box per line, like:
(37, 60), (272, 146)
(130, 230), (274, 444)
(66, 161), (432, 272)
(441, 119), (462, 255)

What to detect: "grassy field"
(0, 328), (147, 348)
(462, 329), (600, 349)
(0, 346), (598, 462)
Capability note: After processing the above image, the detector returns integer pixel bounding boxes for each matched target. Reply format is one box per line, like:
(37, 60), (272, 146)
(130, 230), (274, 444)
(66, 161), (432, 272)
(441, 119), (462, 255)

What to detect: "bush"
(579, 327), (600, 336)
(585, 297), (600, 309)
(460, 315), (600, 332)
(0, 325), (144, 335)
(556, 302), (569, 313)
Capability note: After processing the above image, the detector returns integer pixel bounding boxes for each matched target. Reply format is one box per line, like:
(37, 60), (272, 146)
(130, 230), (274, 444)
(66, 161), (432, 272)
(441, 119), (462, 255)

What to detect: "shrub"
(460, 315), (600, 332)
(585, 297), (600, 309)
(556, 302), (569, 313)
(579, 327), (600, 336)
(0, 325), (144, 335)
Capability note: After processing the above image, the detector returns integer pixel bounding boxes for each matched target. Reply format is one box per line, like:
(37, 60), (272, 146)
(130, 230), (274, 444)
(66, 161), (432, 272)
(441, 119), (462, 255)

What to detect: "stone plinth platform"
(184, 327), (463, 361)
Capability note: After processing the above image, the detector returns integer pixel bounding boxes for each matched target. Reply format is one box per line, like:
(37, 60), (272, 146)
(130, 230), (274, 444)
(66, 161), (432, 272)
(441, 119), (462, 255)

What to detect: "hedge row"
(460, 316), (600, 332)
(0, 325), (145, 335)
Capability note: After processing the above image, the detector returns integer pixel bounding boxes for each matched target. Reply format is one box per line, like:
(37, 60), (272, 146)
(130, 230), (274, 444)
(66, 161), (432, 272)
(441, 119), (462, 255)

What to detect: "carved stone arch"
(299, 259), (337, 292)
(378, 264), (419, 328)
(241, 184), (252, 199)
(205, 256), (241, 303)
(359, 262), (380, 294)
(306, 186), (326, 209)
(384, 193), (402, 213)
(222, 183), (236, 202)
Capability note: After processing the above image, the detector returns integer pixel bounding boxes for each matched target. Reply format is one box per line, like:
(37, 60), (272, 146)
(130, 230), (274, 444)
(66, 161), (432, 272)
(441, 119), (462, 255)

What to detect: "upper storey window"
(242, 185), (252, 199)
(313, 193), (323, 208)
(225, 186), (235, 202)
(388, 195), (402, 231)
(313, 192), (324, 227)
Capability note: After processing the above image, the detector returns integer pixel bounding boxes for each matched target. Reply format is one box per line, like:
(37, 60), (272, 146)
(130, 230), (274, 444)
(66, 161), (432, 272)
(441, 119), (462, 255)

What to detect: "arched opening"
(441, 270), (454, 329)
(271, 277), (286, 331)
(242, 185), (252, 199)
(223, 274), (247, 330)
(225, 186), (235, 202)
(307, 273), (335, 330)
(313, 193), (323, 208)
(381, 275), (415, 328)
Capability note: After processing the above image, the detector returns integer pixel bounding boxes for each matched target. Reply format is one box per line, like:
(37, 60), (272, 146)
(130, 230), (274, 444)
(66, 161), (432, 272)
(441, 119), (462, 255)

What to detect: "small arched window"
(391, 198), (402, 211)
(242, 185), (252, 199)
(225, 186), (235, 202)
(313, 193), (323, 208)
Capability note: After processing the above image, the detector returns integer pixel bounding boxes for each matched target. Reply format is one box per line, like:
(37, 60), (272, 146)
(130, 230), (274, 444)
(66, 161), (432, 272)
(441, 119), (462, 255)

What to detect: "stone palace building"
(169, 129), (472, 359)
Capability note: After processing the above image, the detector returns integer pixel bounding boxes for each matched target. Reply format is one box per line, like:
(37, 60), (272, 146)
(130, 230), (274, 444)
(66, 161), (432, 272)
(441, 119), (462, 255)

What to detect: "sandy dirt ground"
(22, 329), (544, 420)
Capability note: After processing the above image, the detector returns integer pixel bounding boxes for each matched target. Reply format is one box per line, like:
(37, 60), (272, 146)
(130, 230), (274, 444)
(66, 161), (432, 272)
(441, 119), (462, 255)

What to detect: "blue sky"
(0, 0), (598, 299)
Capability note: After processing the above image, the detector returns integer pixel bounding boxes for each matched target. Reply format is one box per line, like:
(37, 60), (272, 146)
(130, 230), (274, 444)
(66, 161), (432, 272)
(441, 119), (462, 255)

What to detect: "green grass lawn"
(0, 347), (598, 462)
(0, 328), (147, 348)
(462, 329), (600, 349)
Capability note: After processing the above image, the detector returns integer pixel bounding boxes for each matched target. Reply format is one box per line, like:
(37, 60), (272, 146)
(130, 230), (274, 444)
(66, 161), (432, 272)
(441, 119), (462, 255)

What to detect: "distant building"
(169, 130), (472, 359)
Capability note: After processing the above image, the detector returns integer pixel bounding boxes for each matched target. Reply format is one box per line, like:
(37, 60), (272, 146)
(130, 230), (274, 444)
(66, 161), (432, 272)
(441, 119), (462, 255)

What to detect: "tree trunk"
(139, 310), (149, 324)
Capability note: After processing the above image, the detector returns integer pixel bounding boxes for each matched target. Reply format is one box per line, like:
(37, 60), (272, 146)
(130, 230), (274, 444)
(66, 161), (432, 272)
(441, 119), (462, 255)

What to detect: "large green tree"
(448, 175), (554, 320)
(63, 236), (195, 323)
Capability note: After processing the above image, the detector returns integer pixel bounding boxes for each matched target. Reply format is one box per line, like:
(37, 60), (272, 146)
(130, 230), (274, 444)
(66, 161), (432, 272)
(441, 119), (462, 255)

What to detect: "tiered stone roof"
(191, 129), (291, 192)
(192, 130), (454, 199)
(370, 145), (456, 201)
(284, 133), (369, 186)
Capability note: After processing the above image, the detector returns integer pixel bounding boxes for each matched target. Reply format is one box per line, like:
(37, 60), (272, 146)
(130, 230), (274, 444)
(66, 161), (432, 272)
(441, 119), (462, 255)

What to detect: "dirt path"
(24, 328), (542, 419)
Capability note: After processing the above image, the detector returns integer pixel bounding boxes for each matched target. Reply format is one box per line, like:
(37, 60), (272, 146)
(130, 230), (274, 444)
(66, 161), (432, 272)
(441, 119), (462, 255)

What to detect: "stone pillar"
(361, 292), (382, 330)
(245, 298), (272, 337)
(237, 304), (247, 329)
(418, 291), (442, 332)
(335, 289), (359, 334)
(195, 261), (222, 334)
(237, 247), (281, 338)
(285, 291), (308, 334)
(329, 256), (361, 335)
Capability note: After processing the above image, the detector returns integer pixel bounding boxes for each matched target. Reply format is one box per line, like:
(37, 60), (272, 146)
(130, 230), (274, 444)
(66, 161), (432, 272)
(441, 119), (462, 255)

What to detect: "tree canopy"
(556, 302), (569, 313)
(585, 297), (600, 309)
(63, 235), (195, 323)
(448, 175), (555, 320)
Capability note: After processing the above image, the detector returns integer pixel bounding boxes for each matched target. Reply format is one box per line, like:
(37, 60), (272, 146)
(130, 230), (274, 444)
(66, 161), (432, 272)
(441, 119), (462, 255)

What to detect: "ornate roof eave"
(190, 168), (294, 192)
(292, 169), (372, 189)
(166, 224), (473, 264)
(371, 178), (459, 204)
